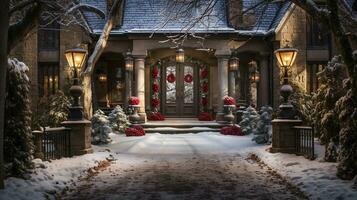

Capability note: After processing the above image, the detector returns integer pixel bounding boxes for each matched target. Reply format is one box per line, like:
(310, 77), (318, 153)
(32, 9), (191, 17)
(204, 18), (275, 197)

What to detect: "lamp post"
(229, 55), (239, 97)
(274, 45), (298, 119)
(65, 47), (87, 120)
(176, 48), (185, 63)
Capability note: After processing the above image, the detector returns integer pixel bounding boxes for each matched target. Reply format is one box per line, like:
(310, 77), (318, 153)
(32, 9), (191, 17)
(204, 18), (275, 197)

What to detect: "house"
(10, 0), (339, 122)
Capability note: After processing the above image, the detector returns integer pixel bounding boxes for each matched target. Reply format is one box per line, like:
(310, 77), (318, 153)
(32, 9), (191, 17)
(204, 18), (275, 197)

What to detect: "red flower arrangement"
(220, 125), (243, 136)
(152, 83), (160, 93)
(152, 67), (159, 79)
(148, 112), (165, 121)
(200, 68), (208, 78)
(167, 73), (175, 83)
(128, 96), (140, 105)
(184, 74), (193, 83)
(198, 112), (213, 121)
(151, 98), (160, 107)
(201, 97), (208, 106)
(224, 96), (235, 105)
(125, 125), (146, 137)
(201, 82), (209, 93)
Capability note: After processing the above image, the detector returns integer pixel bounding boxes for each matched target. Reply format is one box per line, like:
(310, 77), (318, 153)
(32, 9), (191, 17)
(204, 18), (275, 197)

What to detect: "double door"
(163, 63), (198, 117)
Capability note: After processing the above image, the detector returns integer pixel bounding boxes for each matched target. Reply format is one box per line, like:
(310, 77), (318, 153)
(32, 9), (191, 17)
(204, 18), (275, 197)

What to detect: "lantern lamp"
(274, 46), (298, 68)
(98, 73), (107, 82)
(176, 48), (185, 63)
(65, 48), (87, 70)
(125, 50), (134, 71)
(229, 56), (239, 71)
(251, 70), (260, 83)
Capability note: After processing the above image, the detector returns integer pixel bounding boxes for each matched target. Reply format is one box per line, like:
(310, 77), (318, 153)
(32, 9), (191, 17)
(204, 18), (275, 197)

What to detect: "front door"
(163, 63), (198, 117)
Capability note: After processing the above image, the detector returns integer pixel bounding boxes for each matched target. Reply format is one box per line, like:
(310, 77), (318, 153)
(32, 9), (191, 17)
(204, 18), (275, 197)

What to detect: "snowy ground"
(1, 132), (356, 200)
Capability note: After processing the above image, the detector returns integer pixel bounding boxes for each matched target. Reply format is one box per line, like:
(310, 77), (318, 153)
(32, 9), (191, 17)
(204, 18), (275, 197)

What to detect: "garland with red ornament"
(198, 65), (213, 121)
(149, 61), (165, 120)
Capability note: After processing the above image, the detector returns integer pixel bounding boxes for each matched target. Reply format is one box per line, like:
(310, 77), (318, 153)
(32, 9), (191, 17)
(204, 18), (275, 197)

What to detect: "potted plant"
(128, 96), (141, 124)
(223, 96), (236, 124)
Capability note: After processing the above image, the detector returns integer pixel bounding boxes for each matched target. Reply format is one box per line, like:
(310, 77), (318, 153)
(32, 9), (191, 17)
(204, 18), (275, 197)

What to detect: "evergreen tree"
(252, 106), (273, 144)
(91, 110), (112, 144)
(108, 105), (129, 133)
(239, 106), (259, 135)
(4, 59), (34, 177)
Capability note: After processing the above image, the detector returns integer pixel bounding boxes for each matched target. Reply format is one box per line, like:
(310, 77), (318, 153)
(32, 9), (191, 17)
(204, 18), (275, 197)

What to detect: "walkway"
(61, 133), (306, 200)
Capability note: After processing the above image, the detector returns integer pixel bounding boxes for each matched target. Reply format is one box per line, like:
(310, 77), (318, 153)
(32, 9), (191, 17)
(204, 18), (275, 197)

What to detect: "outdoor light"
(251, 70), (260, 83)
(274, 45), (299, 119)
(98, 73), (107, 82)
(65, 47), (88, 120)
(176, 48), (185, 63)
(125, 50), (134, 71)
(65, 48), (87, 70)
(229, 56), (239, 71)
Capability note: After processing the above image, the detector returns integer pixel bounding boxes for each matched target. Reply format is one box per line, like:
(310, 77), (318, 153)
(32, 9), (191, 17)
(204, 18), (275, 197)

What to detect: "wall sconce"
(98, 73), (107, 82)
(229, 56), (239, 71)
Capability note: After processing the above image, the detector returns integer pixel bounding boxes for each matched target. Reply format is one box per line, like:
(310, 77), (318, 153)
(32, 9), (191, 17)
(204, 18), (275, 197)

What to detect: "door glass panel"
(184, 65), (194, 104)
(166, 65), (176, 103)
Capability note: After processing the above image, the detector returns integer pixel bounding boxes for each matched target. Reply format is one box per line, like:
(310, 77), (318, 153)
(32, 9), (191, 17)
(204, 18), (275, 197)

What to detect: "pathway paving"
(61, 133), (306, 200)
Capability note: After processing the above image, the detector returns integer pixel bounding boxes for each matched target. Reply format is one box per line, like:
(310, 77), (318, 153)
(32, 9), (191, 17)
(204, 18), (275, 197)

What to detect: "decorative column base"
(271, 119), (302, 154)
(138, 112), (147, 124)
(61, 120), (93, 156)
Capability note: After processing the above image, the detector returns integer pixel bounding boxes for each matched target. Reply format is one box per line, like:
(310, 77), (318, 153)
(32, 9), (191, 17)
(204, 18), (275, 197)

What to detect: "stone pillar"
(259, 54), (270, 107)
(61, 120), (93, 156)
(228, 71), (236, 98)
(271, 119), (302, 153)
(134, 56), (147, 123)
(215, 52), (230, 123)
(124, 70), (132, 110)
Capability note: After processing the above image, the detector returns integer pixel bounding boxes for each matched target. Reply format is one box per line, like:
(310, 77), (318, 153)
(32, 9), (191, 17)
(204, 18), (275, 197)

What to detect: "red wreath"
(152, 67), (159, 79)
(200, 68), (208, 78)
(151, 98), (160, 107)
(201, 97), (208, 106)
(167, 73), (175, 83)
(184, 74), (193, 83)
(152, 83), (160, 93)
(201, 82), (209, 93)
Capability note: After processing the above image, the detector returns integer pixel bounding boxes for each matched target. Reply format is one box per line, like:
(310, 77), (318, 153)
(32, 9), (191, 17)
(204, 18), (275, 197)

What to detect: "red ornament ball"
(201, 82), (209, 93)
(167, 73), (175, 83)
(152, 83), (160, 93)
(184, 74), (193, 83)
(152, 67), (159, 79)
(200, 68), (208, 78)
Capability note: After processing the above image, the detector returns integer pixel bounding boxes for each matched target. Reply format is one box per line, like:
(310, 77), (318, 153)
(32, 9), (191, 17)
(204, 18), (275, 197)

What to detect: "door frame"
(161, 61), (199, 117)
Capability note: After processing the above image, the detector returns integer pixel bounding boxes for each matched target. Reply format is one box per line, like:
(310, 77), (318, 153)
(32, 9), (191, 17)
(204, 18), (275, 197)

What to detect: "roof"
(80, 0), (292, 36)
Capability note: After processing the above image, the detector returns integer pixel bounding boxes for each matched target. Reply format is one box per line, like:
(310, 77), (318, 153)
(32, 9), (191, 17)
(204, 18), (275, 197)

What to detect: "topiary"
(252, 106), (273, 144)
(239, 106), (259, 135)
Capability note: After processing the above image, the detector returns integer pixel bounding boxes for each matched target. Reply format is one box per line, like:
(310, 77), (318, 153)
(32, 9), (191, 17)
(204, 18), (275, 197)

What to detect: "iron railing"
(33, 127), (71, 161)
(294, 126), (315, 160)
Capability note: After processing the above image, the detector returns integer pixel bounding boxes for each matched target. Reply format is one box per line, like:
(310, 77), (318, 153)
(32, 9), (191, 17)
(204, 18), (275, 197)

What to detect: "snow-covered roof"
(80, 0), (291, 36)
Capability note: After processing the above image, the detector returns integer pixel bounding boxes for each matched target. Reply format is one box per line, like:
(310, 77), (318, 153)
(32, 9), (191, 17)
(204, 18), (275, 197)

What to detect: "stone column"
(215, 52), (230, 123)
(228, 71), (236, 98)
(134, 56), (147, 123)
(124, 70), (132, 110)
(259, 53), (270, 107)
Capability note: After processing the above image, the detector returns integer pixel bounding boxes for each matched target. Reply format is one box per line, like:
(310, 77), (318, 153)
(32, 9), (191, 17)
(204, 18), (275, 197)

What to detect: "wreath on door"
(184, 74), (193, 83)
(167, 73), (176, 83)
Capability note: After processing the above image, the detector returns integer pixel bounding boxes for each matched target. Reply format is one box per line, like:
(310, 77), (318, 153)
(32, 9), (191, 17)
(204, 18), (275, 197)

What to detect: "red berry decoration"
(220, 125), (243, 136)
(152, 67), (159, 79)
(151, 98), (160, 107)
(200, 68), (208, 78)
(201, 97), (208, 106)
(152, 83), (160, 93)
(167, 73), (175, 83)
(128, 96), (140, 105)
(201, 82), (209, 93)
(224, 96), (235, 105)
(184, 74), (193, 83)
(148, 112), (165, 121)
(125, 125), (146, 137)
(198, 112), (213, 121)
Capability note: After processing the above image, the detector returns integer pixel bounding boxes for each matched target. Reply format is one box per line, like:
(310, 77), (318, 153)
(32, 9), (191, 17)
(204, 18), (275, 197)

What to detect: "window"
(307, 62), (325, 93)
(307, 16), (329, 47)
(38, 20), (59, 51)
(38, 63), (59, 97)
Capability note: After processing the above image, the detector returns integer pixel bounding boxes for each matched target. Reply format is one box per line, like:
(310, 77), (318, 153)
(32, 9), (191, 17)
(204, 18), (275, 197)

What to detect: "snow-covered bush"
(239, 106), (259, 135)
(252, 106), (273, 144)
(91, 110), (113, 144)
(108, 105), (129, 133)
(32, 91), (70, 129)
(5, 58), (34, 177)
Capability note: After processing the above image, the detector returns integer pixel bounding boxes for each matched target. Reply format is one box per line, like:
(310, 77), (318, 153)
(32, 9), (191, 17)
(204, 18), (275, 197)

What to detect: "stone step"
(142, 122), (225, 129)
(144, 127), (221, 134)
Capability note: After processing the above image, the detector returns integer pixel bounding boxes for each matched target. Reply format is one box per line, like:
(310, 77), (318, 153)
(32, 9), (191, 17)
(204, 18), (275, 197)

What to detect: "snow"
(1, 132), (356, 199)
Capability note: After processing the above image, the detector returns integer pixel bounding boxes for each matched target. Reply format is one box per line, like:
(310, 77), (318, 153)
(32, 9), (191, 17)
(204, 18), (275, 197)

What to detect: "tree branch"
(65, 3), (105, 19)
(9, 0), (37, 15)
